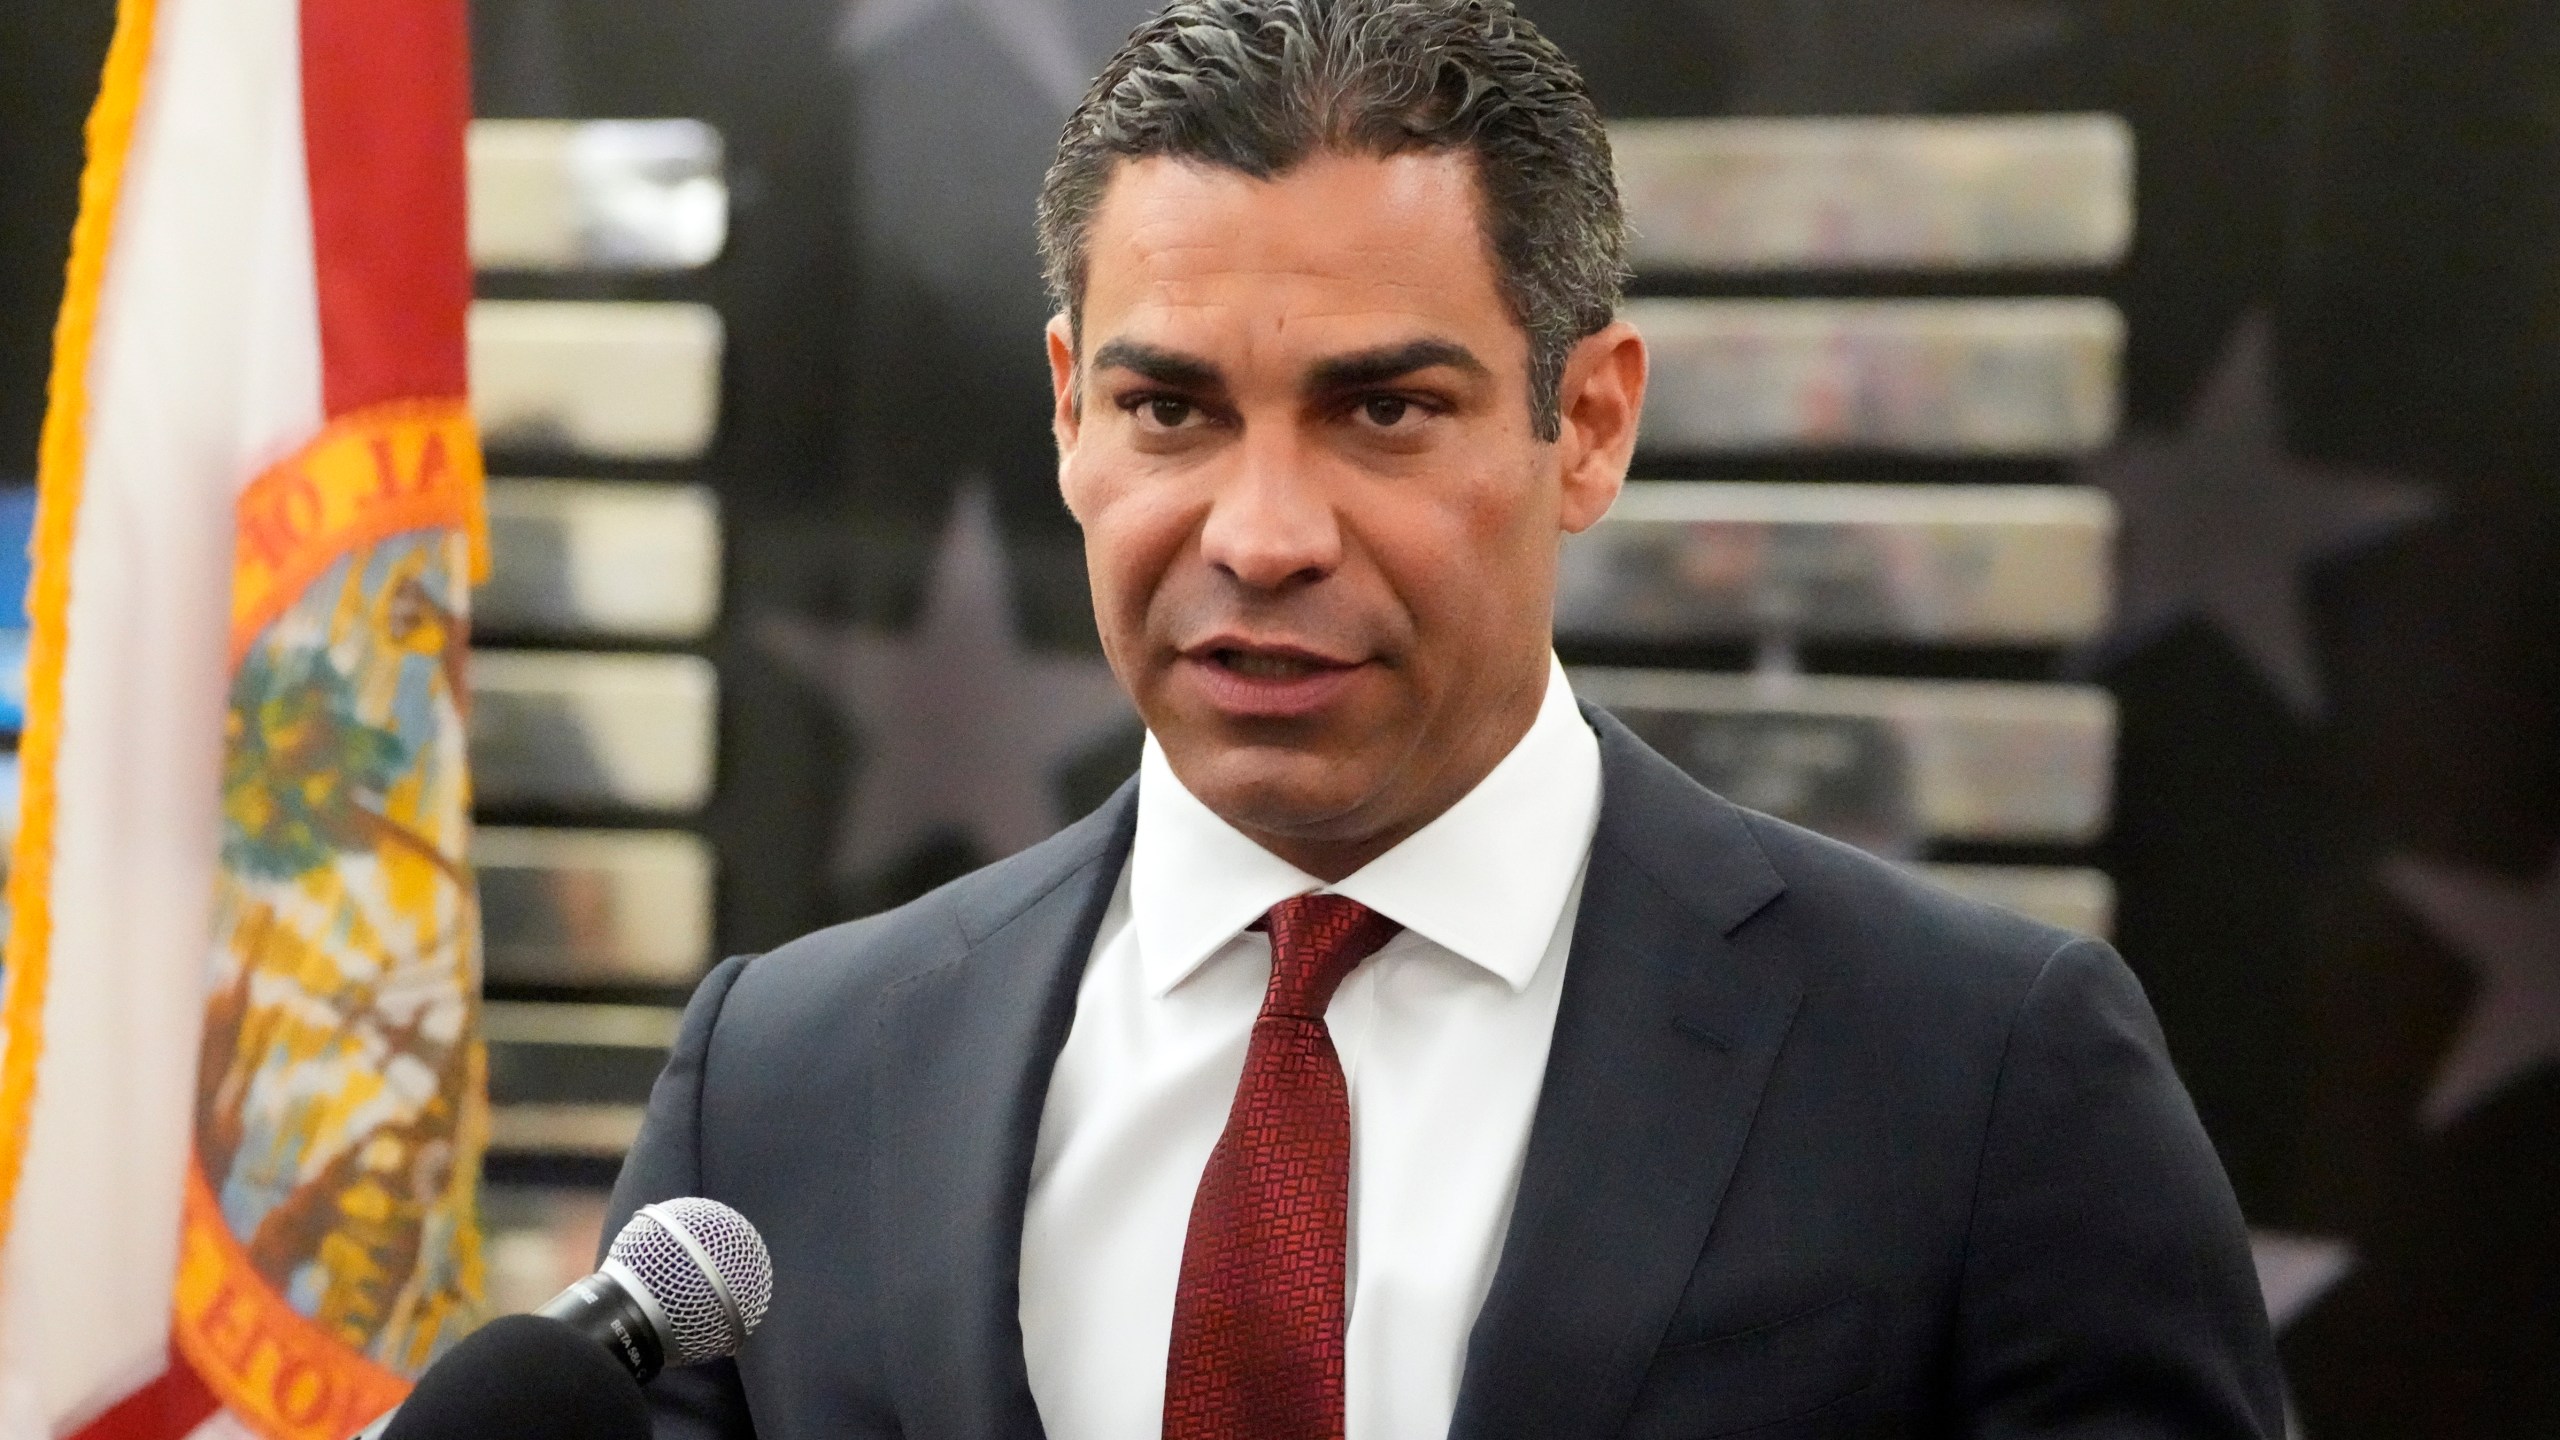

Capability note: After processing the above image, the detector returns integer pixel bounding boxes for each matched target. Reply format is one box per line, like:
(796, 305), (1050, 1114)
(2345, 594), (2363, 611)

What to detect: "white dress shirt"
(1020, 655), (1602, 1440)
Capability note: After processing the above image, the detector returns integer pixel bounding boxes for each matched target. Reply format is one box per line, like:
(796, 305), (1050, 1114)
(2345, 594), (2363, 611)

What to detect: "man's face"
(1050, 149), (1643, 877)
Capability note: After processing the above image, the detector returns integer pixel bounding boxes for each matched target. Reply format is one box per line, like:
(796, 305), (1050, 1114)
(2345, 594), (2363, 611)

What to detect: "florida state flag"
(0, 0), (488, 1435)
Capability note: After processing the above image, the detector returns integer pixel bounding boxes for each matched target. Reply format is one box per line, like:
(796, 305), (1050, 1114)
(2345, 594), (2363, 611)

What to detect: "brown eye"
(1147, 397), (1194, 429)
(1361, 396), (1413, 428)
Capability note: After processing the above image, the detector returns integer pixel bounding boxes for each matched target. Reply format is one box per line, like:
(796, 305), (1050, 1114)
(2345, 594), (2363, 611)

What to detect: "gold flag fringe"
(0, 0), (164, 1263)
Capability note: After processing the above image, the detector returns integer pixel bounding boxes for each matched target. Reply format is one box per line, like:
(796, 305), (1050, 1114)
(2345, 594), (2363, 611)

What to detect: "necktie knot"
(1258, 894), (1402, 1020)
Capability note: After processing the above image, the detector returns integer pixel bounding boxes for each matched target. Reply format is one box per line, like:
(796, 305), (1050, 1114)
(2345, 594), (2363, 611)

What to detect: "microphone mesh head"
(607, 1197), (774, 1366)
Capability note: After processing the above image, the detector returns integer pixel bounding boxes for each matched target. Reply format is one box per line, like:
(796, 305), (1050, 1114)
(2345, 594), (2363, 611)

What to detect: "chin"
(1175, 739), (1384, 840)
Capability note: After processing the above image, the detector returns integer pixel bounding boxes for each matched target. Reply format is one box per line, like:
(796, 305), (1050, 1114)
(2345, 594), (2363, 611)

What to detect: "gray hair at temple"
(1034, 0), (1630, 441)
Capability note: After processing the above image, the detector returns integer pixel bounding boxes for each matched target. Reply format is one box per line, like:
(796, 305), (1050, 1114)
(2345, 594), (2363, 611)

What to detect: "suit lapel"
(1450, 709), (1800, 1440)
(868, 784), (1136, 1440)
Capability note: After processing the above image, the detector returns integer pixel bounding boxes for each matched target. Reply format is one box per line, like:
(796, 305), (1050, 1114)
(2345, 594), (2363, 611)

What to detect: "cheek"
(1072, 468), (1193, 636)
(1431, 463), (1561, 603)
(1359, 466), (1556, 664)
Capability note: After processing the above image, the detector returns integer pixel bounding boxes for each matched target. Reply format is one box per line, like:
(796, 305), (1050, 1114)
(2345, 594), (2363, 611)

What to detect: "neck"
(1248, 818), (1424, 887)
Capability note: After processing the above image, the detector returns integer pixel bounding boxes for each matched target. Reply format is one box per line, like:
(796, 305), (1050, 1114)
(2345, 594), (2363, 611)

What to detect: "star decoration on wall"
(755, 482), (1133, 884)
(2379, 848), (2560, 1130)
(1686, 0), (2069, 113)
(2250, 1229), (2356, 1333)
(2078, 313), (2439, 719)
(2249, 1226), (2356, 1438)
(837, 0), (1096, 111)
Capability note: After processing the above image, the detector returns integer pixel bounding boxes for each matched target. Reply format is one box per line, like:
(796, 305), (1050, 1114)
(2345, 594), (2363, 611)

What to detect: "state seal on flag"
(178, 402), (487, 1440)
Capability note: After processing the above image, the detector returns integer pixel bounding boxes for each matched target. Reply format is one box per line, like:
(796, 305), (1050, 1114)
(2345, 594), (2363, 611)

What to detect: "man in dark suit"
(607, 1), (2286, 1435)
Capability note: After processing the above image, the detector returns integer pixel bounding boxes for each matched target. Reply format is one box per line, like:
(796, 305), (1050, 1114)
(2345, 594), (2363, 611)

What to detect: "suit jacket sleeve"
(1954, 938), (2287, 1439)
(602, 952), (760, 1440)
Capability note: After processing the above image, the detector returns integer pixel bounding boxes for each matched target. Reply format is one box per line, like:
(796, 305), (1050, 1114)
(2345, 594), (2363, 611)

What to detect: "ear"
(1551, 319), (1646, 534)
(1048, 313), (1083, 455)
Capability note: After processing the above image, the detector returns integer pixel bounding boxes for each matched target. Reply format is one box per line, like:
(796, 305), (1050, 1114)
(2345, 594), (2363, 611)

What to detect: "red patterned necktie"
(1161, 894), (1404, 1440)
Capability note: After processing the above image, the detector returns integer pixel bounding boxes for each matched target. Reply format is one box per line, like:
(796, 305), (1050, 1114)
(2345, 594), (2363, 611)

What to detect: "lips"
(1214, 648), (1336, 680)
(1178, 638), (1368, 720)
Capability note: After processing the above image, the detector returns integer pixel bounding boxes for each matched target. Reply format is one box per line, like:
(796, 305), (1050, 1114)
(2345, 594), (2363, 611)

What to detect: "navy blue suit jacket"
(605, 707), (2285, 1438)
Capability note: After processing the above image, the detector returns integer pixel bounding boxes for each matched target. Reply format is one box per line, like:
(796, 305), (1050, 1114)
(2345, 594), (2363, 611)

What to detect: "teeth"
(1224, 651), (1317, 680)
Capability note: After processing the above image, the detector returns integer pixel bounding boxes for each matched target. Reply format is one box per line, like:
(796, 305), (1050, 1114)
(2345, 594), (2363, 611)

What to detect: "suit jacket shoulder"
(1730, 802), (2087, 1019)
(1484, 708), (2284, 1440)
(1582, 700), (2083, 1039)
(703, 783), (1136, 1073)
(604, 782), (1138, 1440)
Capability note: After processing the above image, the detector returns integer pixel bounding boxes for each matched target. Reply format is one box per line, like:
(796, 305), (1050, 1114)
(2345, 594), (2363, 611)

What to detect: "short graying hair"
(1035, 0), (1629, 440)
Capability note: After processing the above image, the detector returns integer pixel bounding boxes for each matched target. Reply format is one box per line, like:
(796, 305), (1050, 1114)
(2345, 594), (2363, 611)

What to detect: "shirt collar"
(1131, 654), (1601, 997)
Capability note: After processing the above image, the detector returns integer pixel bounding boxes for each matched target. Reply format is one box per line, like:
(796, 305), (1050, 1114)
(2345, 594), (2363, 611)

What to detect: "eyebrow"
(1085, 336), (1491, 397)
(1090, 339), (1222, 391)
(1306, 339), (1490, 392)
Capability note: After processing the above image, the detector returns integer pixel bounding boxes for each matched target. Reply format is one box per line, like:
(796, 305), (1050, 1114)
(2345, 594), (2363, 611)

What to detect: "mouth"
(1177, 639), (1368, 719)
(1210, 647), (1344, 679)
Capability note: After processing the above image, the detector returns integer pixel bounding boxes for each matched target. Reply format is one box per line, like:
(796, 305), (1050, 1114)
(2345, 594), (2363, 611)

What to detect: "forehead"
(1080, 149), (1518, 365)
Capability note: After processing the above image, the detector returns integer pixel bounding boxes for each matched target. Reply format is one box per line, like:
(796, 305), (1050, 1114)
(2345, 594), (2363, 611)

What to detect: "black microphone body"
(375, 1314), (650, 1440)
(536, 1261), (671, 1381)
(348, 1266), (666, 1440)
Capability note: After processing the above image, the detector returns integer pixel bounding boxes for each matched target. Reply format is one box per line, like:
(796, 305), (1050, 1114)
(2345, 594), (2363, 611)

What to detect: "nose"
(1196, 431), (1341, 592)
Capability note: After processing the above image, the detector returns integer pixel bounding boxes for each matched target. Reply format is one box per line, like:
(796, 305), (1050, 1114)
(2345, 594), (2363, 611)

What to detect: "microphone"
(369, 1314), (650, 1440)
(355, 1197), (773, 1440)
(540, 1196), (775, 1382)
